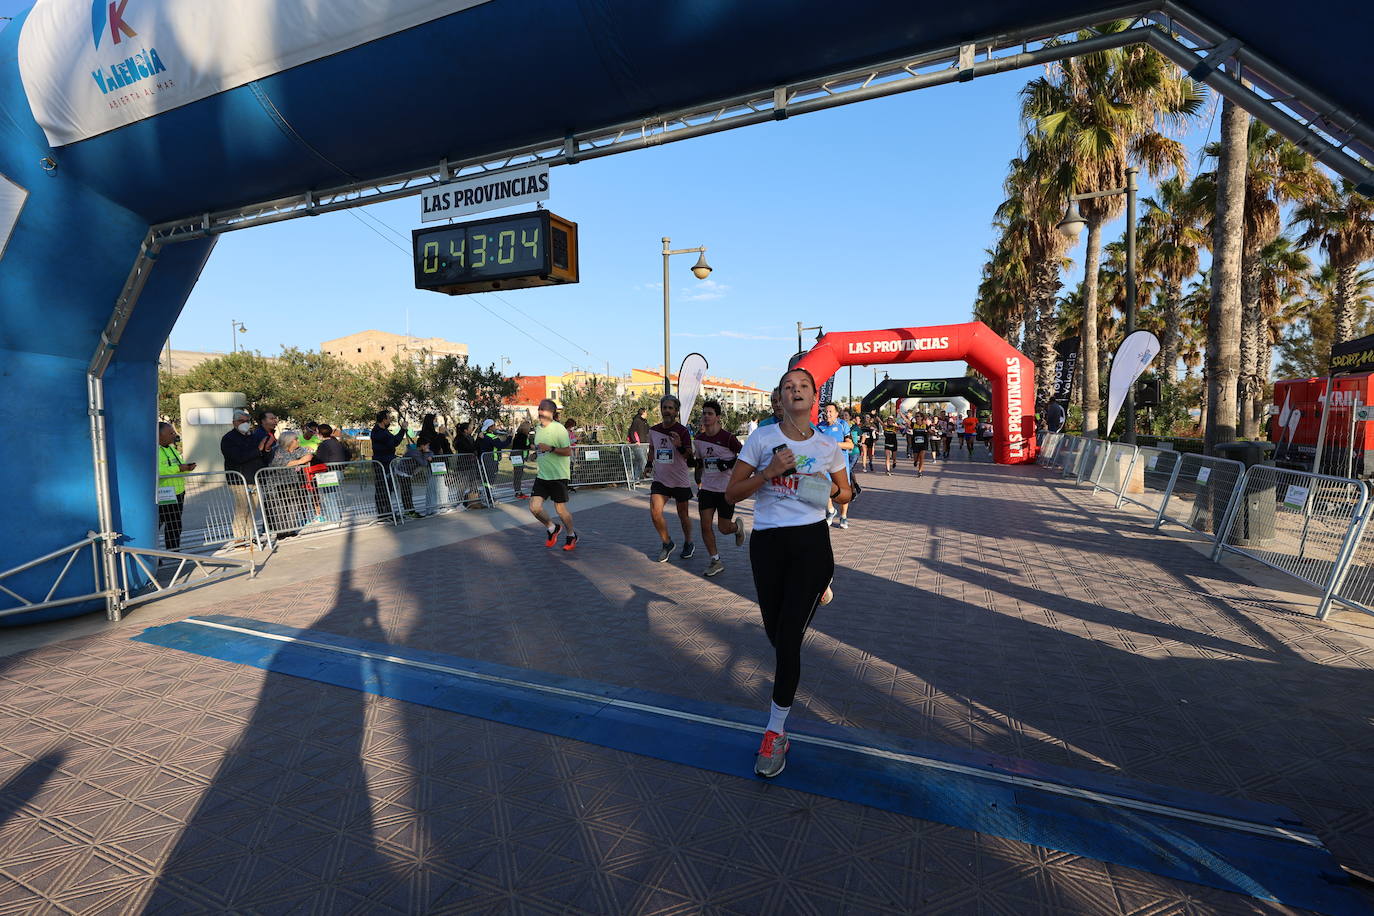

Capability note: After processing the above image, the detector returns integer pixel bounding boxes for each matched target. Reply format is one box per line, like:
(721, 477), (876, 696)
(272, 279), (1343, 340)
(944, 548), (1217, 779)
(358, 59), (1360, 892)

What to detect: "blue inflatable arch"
(1, 0), (1371, 621)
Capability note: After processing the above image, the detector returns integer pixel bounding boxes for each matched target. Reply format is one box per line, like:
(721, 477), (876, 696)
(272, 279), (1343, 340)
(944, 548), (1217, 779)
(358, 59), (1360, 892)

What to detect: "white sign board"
(155, 485), (178, 505)
(1196, 466), (1211, 483)
(420, 164), (550, 222)
(18, 0), (493, 147)
(1357, 405), (1374, 422)
(1146, 454), (1159, 471)
(1283, 484), (1310, 509)
(583, 450), (600, 462)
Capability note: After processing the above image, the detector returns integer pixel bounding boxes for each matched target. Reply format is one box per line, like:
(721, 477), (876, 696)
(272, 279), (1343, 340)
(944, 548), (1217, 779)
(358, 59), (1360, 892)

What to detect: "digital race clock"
(412, 210), (579, 295)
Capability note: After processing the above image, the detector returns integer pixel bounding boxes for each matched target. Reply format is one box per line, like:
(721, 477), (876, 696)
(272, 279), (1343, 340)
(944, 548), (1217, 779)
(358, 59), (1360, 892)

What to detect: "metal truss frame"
(51, 1), (1374, 622)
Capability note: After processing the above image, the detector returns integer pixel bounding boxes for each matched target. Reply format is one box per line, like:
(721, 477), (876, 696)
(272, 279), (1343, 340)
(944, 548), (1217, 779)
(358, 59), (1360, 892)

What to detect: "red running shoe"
(562, 533), (578, 552)
(544, 523), (562, 547)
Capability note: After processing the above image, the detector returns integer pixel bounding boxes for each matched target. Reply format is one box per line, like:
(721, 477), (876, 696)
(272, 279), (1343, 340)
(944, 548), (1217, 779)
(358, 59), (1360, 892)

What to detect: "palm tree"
(1139, 175), (1209, 385)
(997, 146), (1071, 405)
(1294, 177), (1374, 343)
(1179, 272), (1211, 431)
(1204, 96), (1250, 450)
(1253, 236), (1310, 429)
(1201, 123), (1332, 436)
(1022, 20), (1206, 437)
(973, 234), (1030, 344)
(1277, 261), (1374, 377)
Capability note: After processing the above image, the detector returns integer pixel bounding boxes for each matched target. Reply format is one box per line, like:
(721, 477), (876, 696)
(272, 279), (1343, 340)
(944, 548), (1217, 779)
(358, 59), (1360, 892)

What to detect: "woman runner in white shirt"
(725, 367), (852, 778)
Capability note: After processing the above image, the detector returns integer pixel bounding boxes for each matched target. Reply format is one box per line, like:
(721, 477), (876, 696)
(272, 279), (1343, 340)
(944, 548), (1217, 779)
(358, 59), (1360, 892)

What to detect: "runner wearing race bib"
(883, 421), (899, 475)
(910, 414), (930, 477)
(816, 401), (855, 529)
(725, 367), (850, 779)
(693, 399), (747, 577)
(646, 395), (696, 562)
(961, 410), (978, 459)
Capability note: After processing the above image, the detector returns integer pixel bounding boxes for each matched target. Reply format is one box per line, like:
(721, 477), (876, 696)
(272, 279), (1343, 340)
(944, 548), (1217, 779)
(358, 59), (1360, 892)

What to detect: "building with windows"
(624, 368), (769, 414)
(320, 330), (468, 367)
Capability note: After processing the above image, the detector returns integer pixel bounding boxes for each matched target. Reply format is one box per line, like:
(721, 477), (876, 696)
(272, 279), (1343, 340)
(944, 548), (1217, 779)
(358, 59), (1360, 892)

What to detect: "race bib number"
(314, 470), (340, 488)
(510, 455), (523, 466)
(656, 447), (673, 463)
(156, 485), (178, 505)
(796, 473), (831, 509)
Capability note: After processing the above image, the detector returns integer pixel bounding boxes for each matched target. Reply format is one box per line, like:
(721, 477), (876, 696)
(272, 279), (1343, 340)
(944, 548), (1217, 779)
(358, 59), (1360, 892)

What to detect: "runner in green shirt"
(530, 398), (578, 551)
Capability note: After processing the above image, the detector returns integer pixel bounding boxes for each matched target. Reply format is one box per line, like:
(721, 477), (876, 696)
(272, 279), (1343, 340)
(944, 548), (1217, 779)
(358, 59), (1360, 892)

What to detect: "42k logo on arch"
(92, 0), (137, 49)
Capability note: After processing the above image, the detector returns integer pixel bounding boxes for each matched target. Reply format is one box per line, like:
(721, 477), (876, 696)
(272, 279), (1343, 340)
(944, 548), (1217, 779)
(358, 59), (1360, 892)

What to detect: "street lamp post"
(661, 237), (713, 395)
(230, 319), (247, 354)
(1056, 166), (1140, 444)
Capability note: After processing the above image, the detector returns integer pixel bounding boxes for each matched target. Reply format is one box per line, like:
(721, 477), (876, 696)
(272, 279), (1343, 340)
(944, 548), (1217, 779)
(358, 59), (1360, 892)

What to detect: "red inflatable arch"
(795, 322), (1037, 464)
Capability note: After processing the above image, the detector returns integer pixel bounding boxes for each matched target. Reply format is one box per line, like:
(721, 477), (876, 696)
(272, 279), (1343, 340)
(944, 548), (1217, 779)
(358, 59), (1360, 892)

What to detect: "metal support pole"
(1124, 166), (1138, 445)
(662, 238), (672, 395)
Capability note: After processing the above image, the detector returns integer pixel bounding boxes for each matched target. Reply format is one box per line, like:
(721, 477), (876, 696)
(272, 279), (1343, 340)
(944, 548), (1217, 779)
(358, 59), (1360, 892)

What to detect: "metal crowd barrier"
(155, 469), (259, 552)
(254, 460), (395, 546)
(1074, 438), (1108, 483)
(1323, 502), (1374, 619)
(569, 445), (634, 489)
(626, 443), (651, 487)
(1116, 446), (1183, 519)
(1057, 436), (1085, 477)
(1155, 453), (1247, 541)
(390, 453), (488, 518)
(1037, 432), (1065, 467)
(1089, 442), (1137, 494)
(1212, 466), (1368, 600)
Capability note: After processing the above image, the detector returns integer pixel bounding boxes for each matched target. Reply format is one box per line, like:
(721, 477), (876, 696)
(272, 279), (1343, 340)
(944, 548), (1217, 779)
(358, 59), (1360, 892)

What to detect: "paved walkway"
(1, 455), (1372, 914)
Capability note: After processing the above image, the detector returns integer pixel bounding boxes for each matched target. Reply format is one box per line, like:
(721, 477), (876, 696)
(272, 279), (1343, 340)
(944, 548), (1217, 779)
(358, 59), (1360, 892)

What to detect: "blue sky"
(2, 4), (1221, 396)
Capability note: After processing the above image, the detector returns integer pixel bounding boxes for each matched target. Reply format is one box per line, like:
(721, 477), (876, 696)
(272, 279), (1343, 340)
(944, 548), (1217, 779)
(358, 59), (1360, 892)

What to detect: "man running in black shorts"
(646, 395), (697, 562)
(528, 399), (578, 550)
(693, 400), (747, 575)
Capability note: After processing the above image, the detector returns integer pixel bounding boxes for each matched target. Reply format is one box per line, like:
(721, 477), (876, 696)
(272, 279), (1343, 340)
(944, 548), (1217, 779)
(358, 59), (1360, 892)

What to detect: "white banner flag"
(676, 353), (709, 421)
(18, 0), (492, 147)
(1105, 330), (1160, 437)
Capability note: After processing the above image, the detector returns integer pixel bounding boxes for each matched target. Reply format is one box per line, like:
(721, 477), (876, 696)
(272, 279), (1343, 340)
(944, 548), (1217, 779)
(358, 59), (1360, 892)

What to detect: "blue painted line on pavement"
(132, 614), (1369, 916)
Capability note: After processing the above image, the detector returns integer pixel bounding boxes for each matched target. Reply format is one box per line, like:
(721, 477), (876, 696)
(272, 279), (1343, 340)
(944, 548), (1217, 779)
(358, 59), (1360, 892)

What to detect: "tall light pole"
(796, 323), (823, 357)
(230, 319), (247, 354)
(662, 237), (713, 395)
(1056, 166), (1139, 444)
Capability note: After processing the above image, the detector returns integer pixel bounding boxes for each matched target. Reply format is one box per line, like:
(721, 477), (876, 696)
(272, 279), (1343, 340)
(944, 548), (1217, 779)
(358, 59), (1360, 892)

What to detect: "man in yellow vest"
(157, 421), (196, 551)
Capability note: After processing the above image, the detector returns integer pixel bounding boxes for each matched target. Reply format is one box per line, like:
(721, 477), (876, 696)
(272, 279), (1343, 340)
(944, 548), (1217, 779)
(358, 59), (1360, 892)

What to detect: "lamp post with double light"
(1056, 166), (1139, 444)
(661, 238), (713, 395)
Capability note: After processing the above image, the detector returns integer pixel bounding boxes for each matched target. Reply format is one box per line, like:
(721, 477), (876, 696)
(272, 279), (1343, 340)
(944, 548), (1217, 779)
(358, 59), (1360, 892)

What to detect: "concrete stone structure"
(320, 330), (468, 367)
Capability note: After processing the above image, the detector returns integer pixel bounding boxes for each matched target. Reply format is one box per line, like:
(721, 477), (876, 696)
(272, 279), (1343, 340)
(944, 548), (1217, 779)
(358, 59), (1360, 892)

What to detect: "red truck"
(1268, 374), (1374, 476)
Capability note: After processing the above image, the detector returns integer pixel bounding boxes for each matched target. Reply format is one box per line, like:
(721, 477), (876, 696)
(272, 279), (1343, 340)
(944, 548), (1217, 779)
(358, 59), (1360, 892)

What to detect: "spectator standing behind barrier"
(313, 424), (349, 523)
(628, 408), (651, 446)
(266, 430), (315, 536)
(220, 409), (265, 545)
(299, 421), (322, 453)
(156, 421), (195, 552)
(477, 419), (503, 506)
(510, 420), (533, 499)
(370, 410), (407, 520)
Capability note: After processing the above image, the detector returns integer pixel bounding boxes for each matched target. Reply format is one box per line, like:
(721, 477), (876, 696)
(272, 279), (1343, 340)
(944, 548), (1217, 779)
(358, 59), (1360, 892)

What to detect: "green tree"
(1022, 21), (1205, 433)
(1139, 175), (1209, 385)
(1276, 262), (1374, 377)
(1294, 176), (1374, 344)
(272, 347), (377, 426)
(450, 360), (519, 426)
(159, 350), (282, 422)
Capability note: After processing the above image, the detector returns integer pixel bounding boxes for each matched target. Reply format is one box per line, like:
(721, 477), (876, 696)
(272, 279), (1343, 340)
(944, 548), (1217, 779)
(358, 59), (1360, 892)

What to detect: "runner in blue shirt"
(816, 401), (854, 529)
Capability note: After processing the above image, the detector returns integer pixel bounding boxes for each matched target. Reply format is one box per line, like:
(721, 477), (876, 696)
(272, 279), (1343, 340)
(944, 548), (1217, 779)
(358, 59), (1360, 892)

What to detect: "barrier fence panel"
(569, 445), (633, 489)
(1213, 467), (1368, 599)
(254, 460), (395, 545)
(391, 454), (489, 518)
(1324, 493), (1374, 618)
(1075, 438), (1108, 484)
(155, 470), (258, 552)
(626, 443), (651, 487)
(1116, 446), (1183, 520)
(1088, 442), (1137, 495)
(1057, 436), (1085, 478)
(1038, 432), (1065, 467)
(1051, 435), (1079, 470)
(1156, 453), (1246, 540)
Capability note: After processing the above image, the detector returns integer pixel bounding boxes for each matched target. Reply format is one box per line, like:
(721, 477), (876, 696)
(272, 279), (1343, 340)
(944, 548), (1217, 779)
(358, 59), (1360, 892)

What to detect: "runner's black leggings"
(749, 520), (834, 707)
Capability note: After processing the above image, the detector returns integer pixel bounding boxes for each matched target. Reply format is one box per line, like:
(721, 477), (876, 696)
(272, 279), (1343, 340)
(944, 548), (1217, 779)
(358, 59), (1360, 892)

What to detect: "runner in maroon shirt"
(693, 400), (747, 577)
(646, 395), (697, 562)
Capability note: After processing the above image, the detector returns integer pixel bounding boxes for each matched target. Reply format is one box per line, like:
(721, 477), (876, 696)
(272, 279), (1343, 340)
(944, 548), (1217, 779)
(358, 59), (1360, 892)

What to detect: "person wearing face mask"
(220, 409), (266, 544)
(725, 367), (851, 779)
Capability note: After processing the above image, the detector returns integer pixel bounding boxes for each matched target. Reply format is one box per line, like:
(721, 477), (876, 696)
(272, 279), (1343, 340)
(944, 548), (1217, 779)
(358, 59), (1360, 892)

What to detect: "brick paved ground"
(1, 454), (1372, 914)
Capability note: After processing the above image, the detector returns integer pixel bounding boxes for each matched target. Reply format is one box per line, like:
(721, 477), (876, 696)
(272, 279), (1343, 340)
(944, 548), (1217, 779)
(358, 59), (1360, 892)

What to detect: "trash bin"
(1211, 441), (1276, 545)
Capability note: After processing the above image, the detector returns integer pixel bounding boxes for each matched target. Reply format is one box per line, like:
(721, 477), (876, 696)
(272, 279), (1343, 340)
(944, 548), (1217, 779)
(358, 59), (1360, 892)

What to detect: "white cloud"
(679, 279), (731, 302)
(632, 282), (664, 292)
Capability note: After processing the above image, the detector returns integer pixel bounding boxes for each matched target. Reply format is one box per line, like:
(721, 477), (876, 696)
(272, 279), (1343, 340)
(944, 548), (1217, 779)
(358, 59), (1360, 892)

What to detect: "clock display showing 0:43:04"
(415, 215), (544, 286)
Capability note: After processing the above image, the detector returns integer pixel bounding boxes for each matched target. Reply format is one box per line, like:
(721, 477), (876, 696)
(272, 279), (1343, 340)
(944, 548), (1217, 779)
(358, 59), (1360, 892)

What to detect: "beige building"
(321, 330), (468, 367)
(625, 368), (770, 413)
(160, 349), (234, 375)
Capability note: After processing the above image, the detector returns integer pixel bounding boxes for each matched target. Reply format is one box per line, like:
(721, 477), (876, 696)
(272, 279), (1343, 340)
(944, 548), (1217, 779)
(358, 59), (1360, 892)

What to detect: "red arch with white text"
(795, 322), (1037, 464)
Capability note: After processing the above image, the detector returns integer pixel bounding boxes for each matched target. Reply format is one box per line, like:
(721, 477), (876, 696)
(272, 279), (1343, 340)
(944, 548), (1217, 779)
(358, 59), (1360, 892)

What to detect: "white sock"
(546, 523), (556, 533)
(710, 554), (719, 561)
(766, 701), (790, 734)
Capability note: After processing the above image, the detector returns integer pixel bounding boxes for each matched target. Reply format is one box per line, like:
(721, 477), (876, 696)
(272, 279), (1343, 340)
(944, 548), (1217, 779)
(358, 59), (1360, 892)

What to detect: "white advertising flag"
(1105, 330), (1160, 437)
(676, 353), (709, 421)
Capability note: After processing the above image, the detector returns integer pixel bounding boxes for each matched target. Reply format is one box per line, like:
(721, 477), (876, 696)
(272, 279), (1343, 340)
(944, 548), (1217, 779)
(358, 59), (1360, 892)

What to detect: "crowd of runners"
(520, 371), (998, 780)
